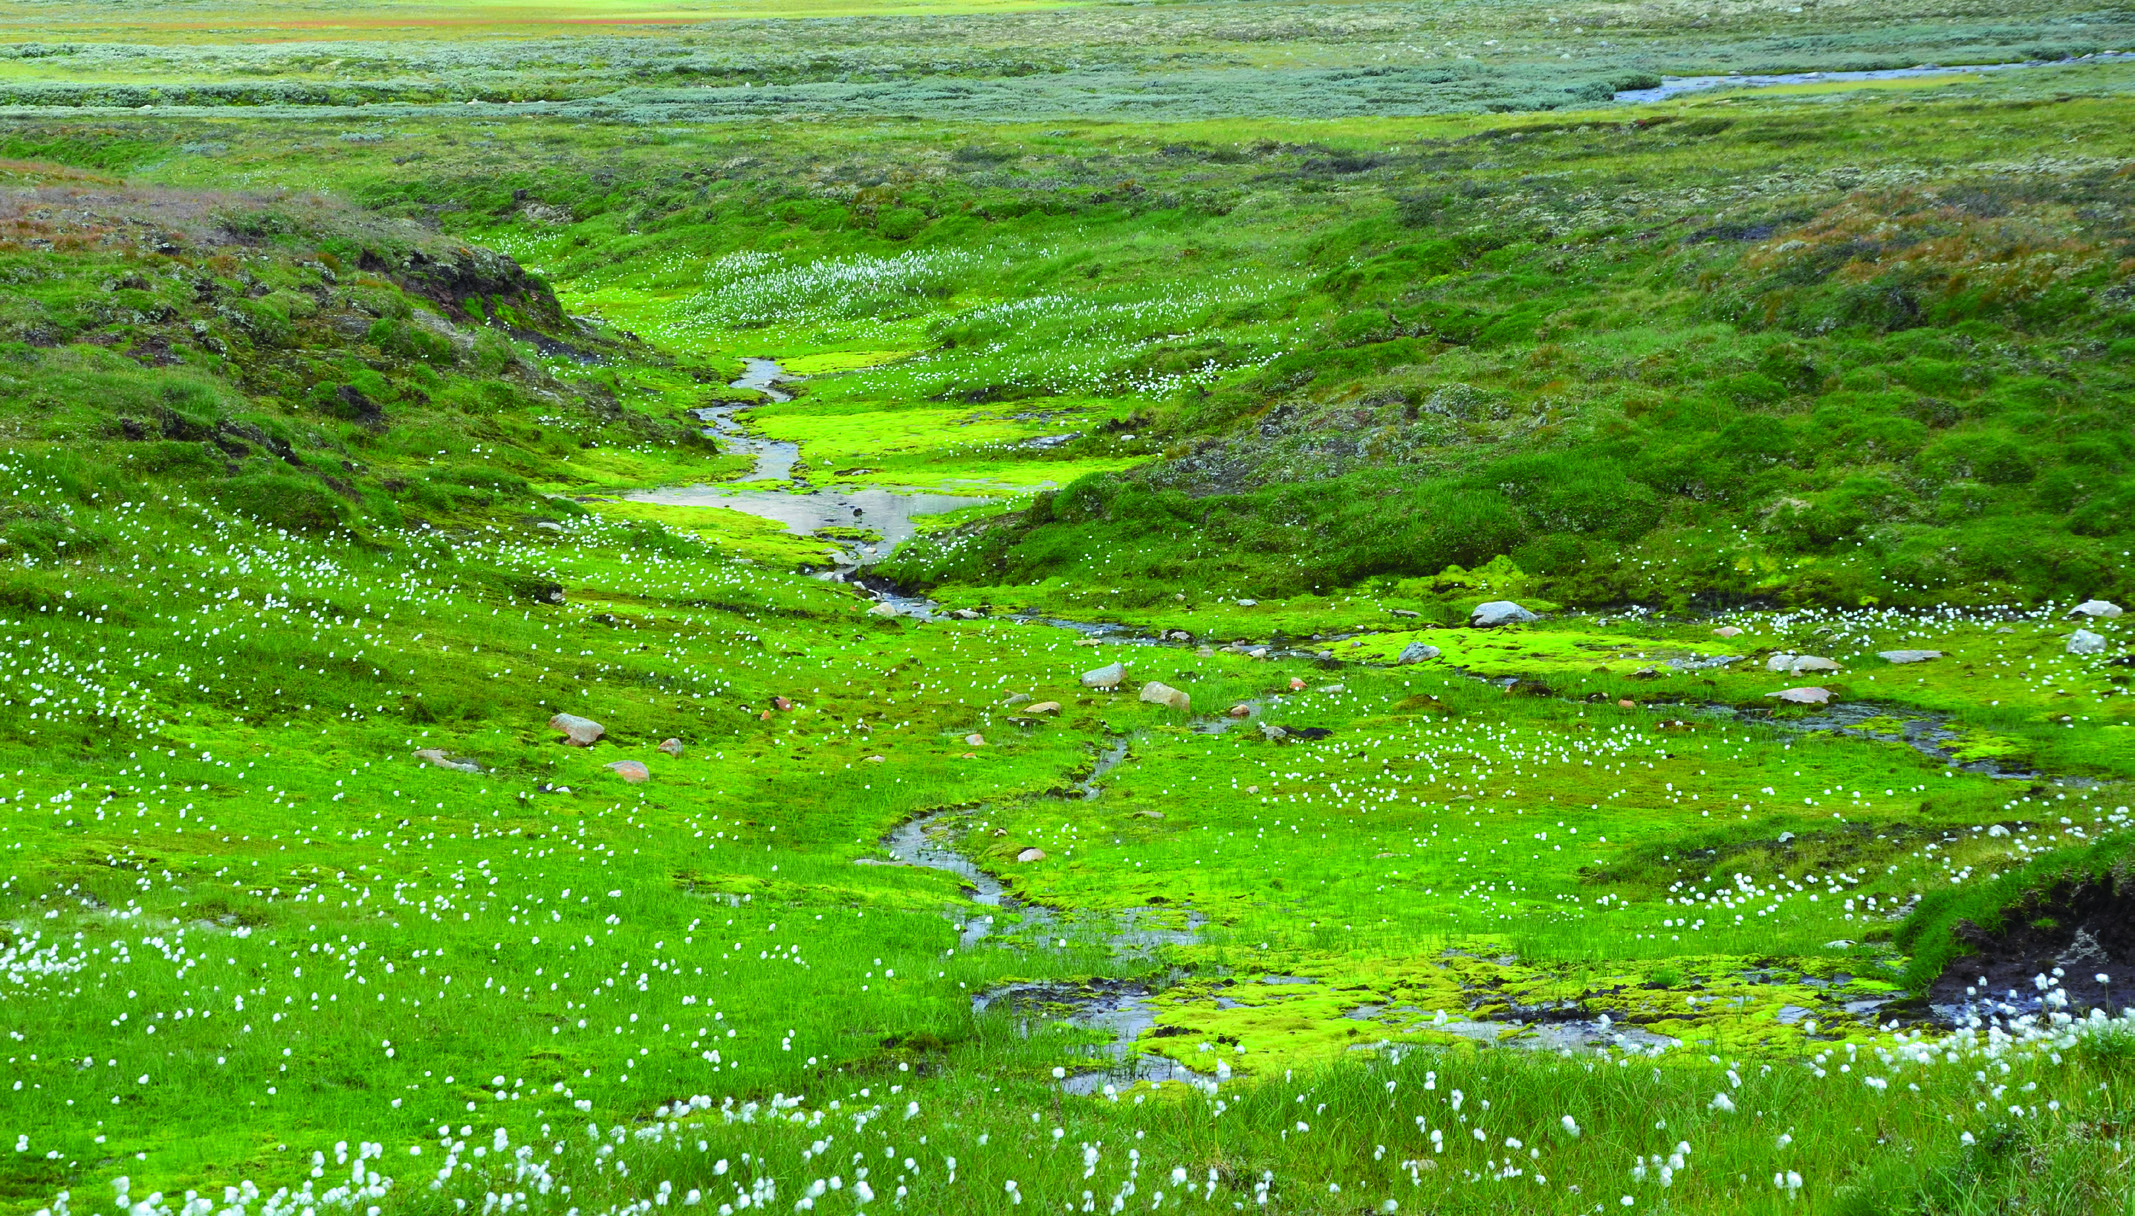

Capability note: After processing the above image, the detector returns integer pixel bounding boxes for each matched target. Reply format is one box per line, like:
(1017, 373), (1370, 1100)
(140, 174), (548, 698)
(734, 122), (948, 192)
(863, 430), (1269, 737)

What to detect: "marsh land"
(4, 0), (2135, 1211)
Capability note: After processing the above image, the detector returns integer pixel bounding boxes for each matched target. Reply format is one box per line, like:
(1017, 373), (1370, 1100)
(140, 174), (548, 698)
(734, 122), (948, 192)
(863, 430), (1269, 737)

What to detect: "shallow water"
(972, 980), (1220, 1095)
(874, 793), (1215, 1086)
(632, 357), (993, 563)
(631, 482), (994, 563)
(1612, 52), (2135, 105)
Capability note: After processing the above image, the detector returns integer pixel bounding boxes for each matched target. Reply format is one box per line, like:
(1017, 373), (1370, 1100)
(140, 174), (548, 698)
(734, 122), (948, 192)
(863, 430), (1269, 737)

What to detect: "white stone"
(2068, 629), (2108, 655)
(1138, 681), (1191, 712)
(1081, 662), (1126, 689)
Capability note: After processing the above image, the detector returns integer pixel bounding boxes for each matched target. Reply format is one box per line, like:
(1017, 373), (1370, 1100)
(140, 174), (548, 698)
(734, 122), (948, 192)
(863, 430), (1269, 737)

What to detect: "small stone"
(1396, 642), (1442, 665)
(1777, 831), (1796, 843)
(1247, 647), (1270, 659)
(964, 733), (987, 746)
(1227, 704), (1253, 718)
(1258, 722), (1290, 742)
(1765, 653), (1796, 672)
(657, 737), (684, 756)
(1236, 598), (1258, 607)
(771, 696), (793, 711)
(1003, 693), (1032, 706)
(1789, 655), (1840, 673)
(2070, 599), (2123, 619)
(1081, 662), (1126, 689)
(1877, 650), (1942, 664)
(413, 748), (481, 774)
(1471, 600), (1538, 627)
(1167, 630), (1192, 642)
(549, 713), (604, 746)
(605, 760), (649, 784)
(1823, 940), (1856, 950)
(1139, 681), (1191, 712)
(1617, 699), (1637, 709)
(1288, 677), (1306, 691)
(950, 608), (983, 620)
(864, 755), (886, 763)
(2068, 629), (2108, 655)
(1769, 686), (1833, 704)
(1713, 626), (1743, 638)
(1016, 847), (1046, 863)
(1134, 810), (1165, 819)
(867, 602), (901, 618)
(1029, 701), (1062, 714)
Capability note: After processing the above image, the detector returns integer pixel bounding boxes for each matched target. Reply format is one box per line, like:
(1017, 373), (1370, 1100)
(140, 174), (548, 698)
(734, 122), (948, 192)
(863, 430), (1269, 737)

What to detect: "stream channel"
(1611, 51), (2135, 105)
(625, 358), (993, 566)
(631, 361), (2062, 1075)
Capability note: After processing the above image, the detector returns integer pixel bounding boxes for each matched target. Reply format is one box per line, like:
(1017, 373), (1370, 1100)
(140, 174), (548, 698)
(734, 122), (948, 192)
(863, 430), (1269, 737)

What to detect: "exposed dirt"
(1930, 876), (2135, 1019)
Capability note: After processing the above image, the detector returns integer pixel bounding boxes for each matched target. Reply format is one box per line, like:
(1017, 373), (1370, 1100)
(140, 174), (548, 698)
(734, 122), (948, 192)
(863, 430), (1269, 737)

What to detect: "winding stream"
(627, 357), (993, 565)
(635, 359), (2081, 1069)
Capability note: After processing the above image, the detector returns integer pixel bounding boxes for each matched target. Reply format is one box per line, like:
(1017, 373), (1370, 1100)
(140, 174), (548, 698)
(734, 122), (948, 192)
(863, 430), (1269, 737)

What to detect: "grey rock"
(2068, 629), (2108, 655)
(1471, 600), (1538, 627)
(605, 760), (649, 784)
(1769, 687), (1833, 705)
(1877, 650), (1943, 664)
(2070, 599), (2124, 619)
(1397, 642), (1442, 665)
(549, 713), (604, 746)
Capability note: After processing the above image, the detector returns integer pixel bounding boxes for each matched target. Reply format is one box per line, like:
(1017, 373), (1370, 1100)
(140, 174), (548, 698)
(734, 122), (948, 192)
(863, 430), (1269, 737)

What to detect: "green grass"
(6, 46), (2135, 1216)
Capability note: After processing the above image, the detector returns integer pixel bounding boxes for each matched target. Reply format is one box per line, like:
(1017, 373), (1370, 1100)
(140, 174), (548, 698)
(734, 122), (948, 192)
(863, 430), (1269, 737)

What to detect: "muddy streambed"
(628, 357), (995, 565)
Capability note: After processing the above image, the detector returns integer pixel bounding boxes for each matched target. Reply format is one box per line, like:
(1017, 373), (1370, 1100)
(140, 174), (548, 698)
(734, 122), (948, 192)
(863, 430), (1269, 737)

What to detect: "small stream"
(872, 739), (1222, 1092)
(627, 357), (994, 565)
(1612, 52), (2135, 105)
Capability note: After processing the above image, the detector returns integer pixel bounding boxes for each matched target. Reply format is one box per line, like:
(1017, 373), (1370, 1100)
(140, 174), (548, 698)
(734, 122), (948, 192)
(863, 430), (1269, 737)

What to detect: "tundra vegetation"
(3, 1), (2135, 1213)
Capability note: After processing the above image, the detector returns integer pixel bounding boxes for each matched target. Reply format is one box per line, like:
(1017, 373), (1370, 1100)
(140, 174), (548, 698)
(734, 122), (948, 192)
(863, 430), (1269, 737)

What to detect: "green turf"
(5, 38), (2135, 1216)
